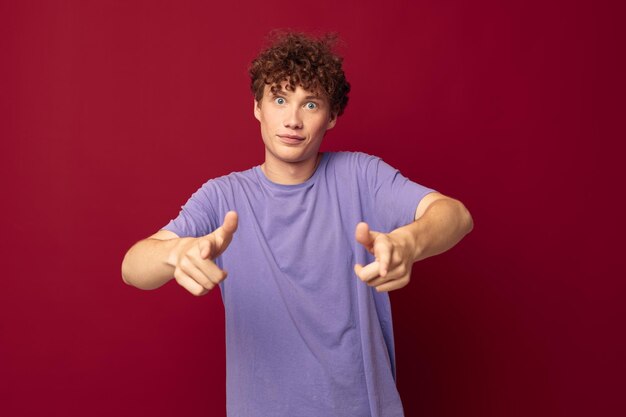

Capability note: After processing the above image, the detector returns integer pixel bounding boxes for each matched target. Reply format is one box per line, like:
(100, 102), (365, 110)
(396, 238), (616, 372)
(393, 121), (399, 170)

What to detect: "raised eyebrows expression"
(266, 86), (327, 108)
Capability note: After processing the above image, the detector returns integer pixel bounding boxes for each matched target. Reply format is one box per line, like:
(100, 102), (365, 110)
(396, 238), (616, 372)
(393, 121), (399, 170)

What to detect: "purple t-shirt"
(163, 151), (435, 417)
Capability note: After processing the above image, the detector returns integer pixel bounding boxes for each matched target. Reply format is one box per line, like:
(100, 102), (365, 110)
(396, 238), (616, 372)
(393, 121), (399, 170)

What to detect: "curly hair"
(249, 31), (350, 116)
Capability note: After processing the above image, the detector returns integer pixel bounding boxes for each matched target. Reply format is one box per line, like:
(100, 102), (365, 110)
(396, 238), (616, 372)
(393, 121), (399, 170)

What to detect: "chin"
(270, 147), (314, 164)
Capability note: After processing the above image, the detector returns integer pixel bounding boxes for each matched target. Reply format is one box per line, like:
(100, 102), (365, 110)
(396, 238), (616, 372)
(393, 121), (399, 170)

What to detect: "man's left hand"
(354, 222), (416, 292)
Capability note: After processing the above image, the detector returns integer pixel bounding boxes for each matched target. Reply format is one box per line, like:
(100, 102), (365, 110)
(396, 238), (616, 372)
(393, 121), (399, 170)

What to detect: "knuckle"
(180, 256), (193, 269)
(192, 288), (205, 296)
(179, 259), (188, 269)
(173, 269), (184, 283)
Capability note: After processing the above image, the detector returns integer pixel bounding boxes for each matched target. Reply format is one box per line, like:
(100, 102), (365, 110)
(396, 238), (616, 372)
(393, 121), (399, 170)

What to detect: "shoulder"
(179, 167), (257, 209)
(323, 152), (392, 192)
(198, 166), (258, 192)
(326, 151), (382, 169)
(326, 151), (394, 179)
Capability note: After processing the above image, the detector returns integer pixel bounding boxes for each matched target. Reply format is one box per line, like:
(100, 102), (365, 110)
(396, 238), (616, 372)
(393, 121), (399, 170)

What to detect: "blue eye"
(306, 102), (317, 110)
(275, 97), (285, 105)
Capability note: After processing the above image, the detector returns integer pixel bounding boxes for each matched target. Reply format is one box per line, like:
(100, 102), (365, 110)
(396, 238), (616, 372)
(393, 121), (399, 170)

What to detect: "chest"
(223, 183), (361, 285)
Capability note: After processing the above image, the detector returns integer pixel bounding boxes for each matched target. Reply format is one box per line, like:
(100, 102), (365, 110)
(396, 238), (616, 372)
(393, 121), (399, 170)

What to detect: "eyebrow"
(272, 89), (323, 101)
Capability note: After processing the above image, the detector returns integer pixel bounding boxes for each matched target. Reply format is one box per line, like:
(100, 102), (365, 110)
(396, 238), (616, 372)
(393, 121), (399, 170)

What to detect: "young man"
(122, 32), (473, 417)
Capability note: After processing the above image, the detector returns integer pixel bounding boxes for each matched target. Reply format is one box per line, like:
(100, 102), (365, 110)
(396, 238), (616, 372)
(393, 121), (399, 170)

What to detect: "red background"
(1, 1), (624, 416)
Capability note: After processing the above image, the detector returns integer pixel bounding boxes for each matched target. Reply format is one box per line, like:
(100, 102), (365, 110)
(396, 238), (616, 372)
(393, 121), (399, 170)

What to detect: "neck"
(261, 153), (322, 185)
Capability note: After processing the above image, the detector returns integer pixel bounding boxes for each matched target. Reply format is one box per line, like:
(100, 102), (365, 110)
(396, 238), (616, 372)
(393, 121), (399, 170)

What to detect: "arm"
(405, 191), (474, 262)
(121, 211), (238, 296)
(354, 192), (473, 292)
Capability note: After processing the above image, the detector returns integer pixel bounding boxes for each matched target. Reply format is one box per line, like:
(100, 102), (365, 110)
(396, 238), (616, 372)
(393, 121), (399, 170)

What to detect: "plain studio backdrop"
(1, 1), (624, 416)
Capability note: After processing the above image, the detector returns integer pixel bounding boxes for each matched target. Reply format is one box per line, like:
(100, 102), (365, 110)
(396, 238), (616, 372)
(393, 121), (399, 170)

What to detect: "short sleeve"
(161, 181), (220, 238)
(362, 154), (436, 232)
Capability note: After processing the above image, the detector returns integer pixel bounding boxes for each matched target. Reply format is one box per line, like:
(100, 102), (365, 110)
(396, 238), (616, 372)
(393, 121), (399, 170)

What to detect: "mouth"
(277, 134), (305, 144)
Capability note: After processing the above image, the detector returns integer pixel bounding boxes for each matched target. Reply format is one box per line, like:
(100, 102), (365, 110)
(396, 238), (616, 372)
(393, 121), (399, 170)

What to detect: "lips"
(278, 134), (305, 140)
(277, 134), (305, 145)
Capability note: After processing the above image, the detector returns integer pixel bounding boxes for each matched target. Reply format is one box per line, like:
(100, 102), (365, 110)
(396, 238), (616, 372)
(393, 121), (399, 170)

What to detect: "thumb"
(355, 222), (377, 251)
(214, 211), (238, 255)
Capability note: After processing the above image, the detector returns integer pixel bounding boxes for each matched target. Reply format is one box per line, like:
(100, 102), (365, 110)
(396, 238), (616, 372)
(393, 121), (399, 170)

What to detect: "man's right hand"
(167, 211), (238, 296)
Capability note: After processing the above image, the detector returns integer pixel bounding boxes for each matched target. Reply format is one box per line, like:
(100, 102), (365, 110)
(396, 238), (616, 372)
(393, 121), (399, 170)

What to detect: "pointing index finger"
(355, 261), (381, 282)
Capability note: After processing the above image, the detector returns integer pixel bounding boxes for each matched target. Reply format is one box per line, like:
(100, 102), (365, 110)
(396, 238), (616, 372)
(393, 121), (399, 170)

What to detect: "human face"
(254, 81), (337, 167)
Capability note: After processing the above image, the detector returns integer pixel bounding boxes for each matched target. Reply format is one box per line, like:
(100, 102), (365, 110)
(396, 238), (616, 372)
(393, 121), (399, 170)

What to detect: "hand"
(169, 211), (238, 296)
(354, 222), (415, 292)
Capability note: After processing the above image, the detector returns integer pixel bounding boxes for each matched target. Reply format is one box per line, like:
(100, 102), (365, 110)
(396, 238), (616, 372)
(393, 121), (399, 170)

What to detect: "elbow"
(121, 271), (131, 287)
(445, 197), (473, 235)
(460, 202), (474, 235)
(121, 252), (134, 287)
(121, 272), (131, 286)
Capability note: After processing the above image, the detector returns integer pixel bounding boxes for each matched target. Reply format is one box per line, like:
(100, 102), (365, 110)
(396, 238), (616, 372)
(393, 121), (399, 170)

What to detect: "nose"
(283, 106), (303, 129)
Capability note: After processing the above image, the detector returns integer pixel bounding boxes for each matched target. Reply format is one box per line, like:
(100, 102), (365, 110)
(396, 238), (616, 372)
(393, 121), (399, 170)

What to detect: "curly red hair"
(249, 31), (350, 116)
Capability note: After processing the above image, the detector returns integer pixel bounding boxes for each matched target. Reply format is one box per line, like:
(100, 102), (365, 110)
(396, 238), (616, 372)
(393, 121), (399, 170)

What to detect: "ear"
(326, 113), (337, 131)
(254, 99), (261, 122)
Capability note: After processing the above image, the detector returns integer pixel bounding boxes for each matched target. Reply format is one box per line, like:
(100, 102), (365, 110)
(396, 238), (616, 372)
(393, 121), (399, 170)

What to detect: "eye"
(274, 97), (285, 105)
(305, 102), (318, 110)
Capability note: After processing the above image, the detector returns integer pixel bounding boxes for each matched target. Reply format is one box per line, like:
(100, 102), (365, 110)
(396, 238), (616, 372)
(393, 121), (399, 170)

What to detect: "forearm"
(393, 198), (473, 262)
(121, 238), (184, 290)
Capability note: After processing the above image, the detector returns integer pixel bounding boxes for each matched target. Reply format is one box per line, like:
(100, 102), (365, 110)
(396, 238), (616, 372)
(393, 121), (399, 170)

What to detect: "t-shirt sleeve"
(161, 181), (220, 238)
(361, 153), (436, 232)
